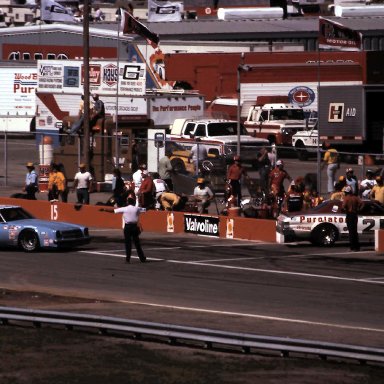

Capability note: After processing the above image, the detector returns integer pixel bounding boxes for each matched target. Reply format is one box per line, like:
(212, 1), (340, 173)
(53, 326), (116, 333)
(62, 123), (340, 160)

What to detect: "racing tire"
(170, 158), (186, 173)
(18, 230), (40, 252)
(310, 224), (339, 247)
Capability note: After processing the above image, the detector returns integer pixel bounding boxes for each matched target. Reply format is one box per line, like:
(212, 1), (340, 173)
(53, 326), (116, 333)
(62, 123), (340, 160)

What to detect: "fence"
(0, 131), (383, 199)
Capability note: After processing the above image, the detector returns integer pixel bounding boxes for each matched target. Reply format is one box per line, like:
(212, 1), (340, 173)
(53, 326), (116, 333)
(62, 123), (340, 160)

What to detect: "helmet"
(276, 159), (283, 166)
(233, 155), (240, 162)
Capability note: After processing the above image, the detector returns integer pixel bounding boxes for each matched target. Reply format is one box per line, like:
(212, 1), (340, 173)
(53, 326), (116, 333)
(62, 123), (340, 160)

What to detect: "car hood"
(8, 219), (84, 230)
(209, 135), (269, 144)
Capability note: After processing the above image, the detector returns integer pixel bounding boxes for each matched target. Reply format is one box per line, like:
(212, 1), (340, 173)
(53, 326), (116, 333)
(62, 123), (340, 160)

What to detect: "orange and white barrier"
(0, 197), (276, 243)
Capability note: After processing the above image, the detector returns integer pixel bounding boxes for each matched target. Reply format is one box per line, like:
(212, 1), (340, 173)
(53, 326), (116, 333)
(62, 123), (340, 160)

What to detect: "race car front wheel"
(18, 230), (40, 252)
(310, 224), (338, 246)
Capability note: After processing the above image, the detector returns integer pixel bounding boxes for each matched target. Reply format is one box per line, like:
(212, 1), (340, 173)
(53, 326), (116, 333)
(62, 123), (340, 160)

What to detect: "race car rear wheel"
(18, 230), (40, 252)
(310, 224), (338, 246)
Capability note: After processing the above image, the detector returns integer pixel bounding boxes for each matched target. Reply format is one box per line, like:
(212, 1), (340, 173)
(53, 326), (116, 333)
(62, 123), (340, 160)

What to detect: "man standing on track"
(342, 186), (363, 252)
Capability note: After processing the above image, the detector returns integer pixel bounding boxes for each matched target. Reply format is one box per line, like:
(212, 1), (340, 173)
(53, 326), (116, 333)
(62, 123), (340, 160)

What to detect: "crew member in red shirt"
(226, 155), (249, 206)
(268, 159), (292, 197)
(138, 171), (155, 209)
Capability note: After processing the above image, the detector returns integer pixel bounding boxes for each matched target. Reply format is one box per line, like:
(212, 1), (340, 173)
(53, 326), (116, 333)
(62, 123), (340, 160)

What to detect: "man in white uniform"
(73, 163), (93, 204)
(193, 178), (214, 213)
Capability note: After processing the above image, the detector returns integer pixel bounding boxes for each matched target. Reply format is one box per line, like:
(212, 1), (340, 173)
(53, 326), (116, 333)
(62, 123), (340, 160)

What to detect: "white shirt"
(153, 178), (168, 194)
(114, 205), (141, 224)
(194, 185), (213, 199)
(360, 178), (377, 198)
(74, 171), (92, 189)
(133, 169), (143, 191)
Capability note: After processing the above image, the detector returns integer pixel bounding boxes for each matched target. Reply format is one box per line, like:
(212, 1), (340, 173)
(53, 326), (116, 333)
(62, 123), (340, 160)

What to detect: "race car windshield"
(0, 207), (35, 222)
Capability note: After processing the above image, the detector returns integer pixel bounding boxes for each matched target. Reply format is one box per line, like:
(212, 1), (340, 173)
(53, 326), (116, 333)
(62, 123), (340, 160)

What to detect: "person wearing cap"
(345, 168), (358, 196)
(321, 142), (339, 194)
(227, 155), (249, 206)
(138, 170), (155, 209)
(359, 169), (377, 199)
(72, 163), (93, 204)
(342, 185), (364, 252)
(268, 159), (292, 198)
(193, 178), (214, 214)
(189, 137), (208, 176)
(371, 176), (384, 204)
(23, 162), (38, 200)
(89, 93), (105, 131)
(101, 197), (146, 263)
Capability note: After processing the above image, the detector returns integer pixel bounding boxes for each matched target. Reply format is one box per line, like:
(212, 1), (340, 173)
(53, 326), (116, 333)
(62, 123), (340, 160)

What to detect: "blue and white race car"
(0, 205), (91, 252)
(276, 199), (384, 246)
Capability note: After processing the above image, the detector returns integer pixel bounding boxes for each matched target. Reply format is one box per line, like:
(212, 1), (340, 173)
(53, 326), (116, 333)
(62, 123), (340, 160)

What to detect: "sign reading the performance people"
(37, 60), (146, 96)
(184, 214), (220, 237)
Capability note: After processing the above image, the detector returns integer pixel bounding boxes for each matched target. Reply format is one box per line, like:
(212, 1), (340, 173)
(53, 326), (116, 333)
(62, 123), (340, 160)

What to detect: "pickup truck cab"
(168, 118), (269, 167)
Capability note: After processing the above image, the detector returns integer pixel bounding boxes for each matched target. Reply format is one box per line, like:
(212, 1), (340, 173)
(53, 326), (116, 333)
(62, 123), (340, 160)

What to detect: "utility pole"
(83, 0), (90, 168)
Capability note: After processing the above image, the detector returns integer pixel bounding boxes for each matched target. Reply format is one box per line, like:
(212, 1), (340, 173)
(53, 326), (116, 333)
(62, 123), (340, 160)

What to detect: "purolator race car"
(0, 205), (91, 252)
(276, 199), (384, 246)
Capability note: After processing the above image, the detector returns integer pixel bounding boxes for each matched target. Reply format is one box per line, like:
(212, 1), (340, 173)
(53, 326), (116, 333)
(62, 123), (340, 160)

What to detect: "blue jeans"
(327, 163), (338, 193)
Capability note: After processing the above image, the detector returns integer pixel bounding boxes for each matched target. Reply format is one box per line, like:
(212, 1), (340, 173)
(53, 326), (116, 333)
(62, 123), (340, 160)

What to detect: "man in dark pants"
(342, 186), (364, 251)
(103, 197), (146, 263)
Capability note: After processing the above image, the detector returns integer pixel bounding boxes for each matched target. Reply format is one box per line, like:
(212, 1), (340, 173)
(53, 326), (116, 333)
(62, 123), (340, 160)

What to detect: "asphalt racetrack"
(1, 229), (383, 349)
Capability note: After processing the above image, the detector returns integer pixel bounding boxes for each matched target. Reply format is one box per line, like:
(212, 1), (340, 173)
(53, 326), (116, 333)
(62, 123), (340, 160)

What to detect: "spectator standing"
(227, 155), (249, 206)
(193, 178), (214, 214)
(73, 163), (93, 204)
(102, 197), (146, 263)
(342, 186), (363, 252)
(371, 176), (384, 204)
(89, 93), (105, 131)
(158, 151), (174, 191)
(189, 137), (208, 175)
(257, 147), (271, 193)
(47, 163), (66, 202)
(23, 162), (38, 200)
(359, 169), (376, 198)
(345, 168), (358, 195)
(321, 142), (339, 194)
(112, 168), (127, 207)
(131, 139), (139, 173)
(138, 170), (155, 209)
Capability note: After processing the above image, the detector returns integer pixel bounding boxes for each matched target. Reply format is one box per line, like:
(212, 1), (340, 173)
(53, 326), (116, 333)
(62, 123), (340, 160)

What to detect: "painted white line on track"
(167, 260), (384, 285)
(80, 249), (383, 286)
(113, 299), (384, 334)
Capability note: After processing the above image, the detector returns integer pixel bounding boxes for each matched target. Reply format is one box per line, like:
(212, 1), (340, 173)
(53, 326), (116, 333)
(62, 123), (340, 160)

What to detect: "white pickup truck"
(168, 118), (269, 167)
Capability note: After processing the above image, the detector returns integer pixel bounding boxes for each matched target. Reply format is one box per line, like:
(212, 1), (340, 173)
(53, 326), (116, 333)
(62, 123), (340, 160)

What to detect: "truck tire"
(295, 141), (309, 161)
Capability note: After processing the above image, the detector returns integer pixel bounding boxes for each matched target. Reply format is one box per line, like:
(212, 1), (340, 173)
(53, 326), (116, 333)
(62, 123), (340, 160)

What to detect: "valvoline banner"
(184, 214), (220, 237)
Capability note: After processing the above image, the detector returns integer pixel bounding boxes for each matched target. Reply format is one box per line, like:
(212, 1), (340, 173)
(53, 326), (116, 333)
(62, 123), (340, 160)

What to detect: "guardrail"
(1, 306), (384, 364)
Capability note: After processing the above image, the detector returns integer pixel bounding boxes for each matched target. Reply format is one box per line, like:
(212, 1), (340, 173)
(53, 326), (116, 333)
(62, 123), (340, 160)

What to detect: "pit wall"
(0, 198), (276, 242)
